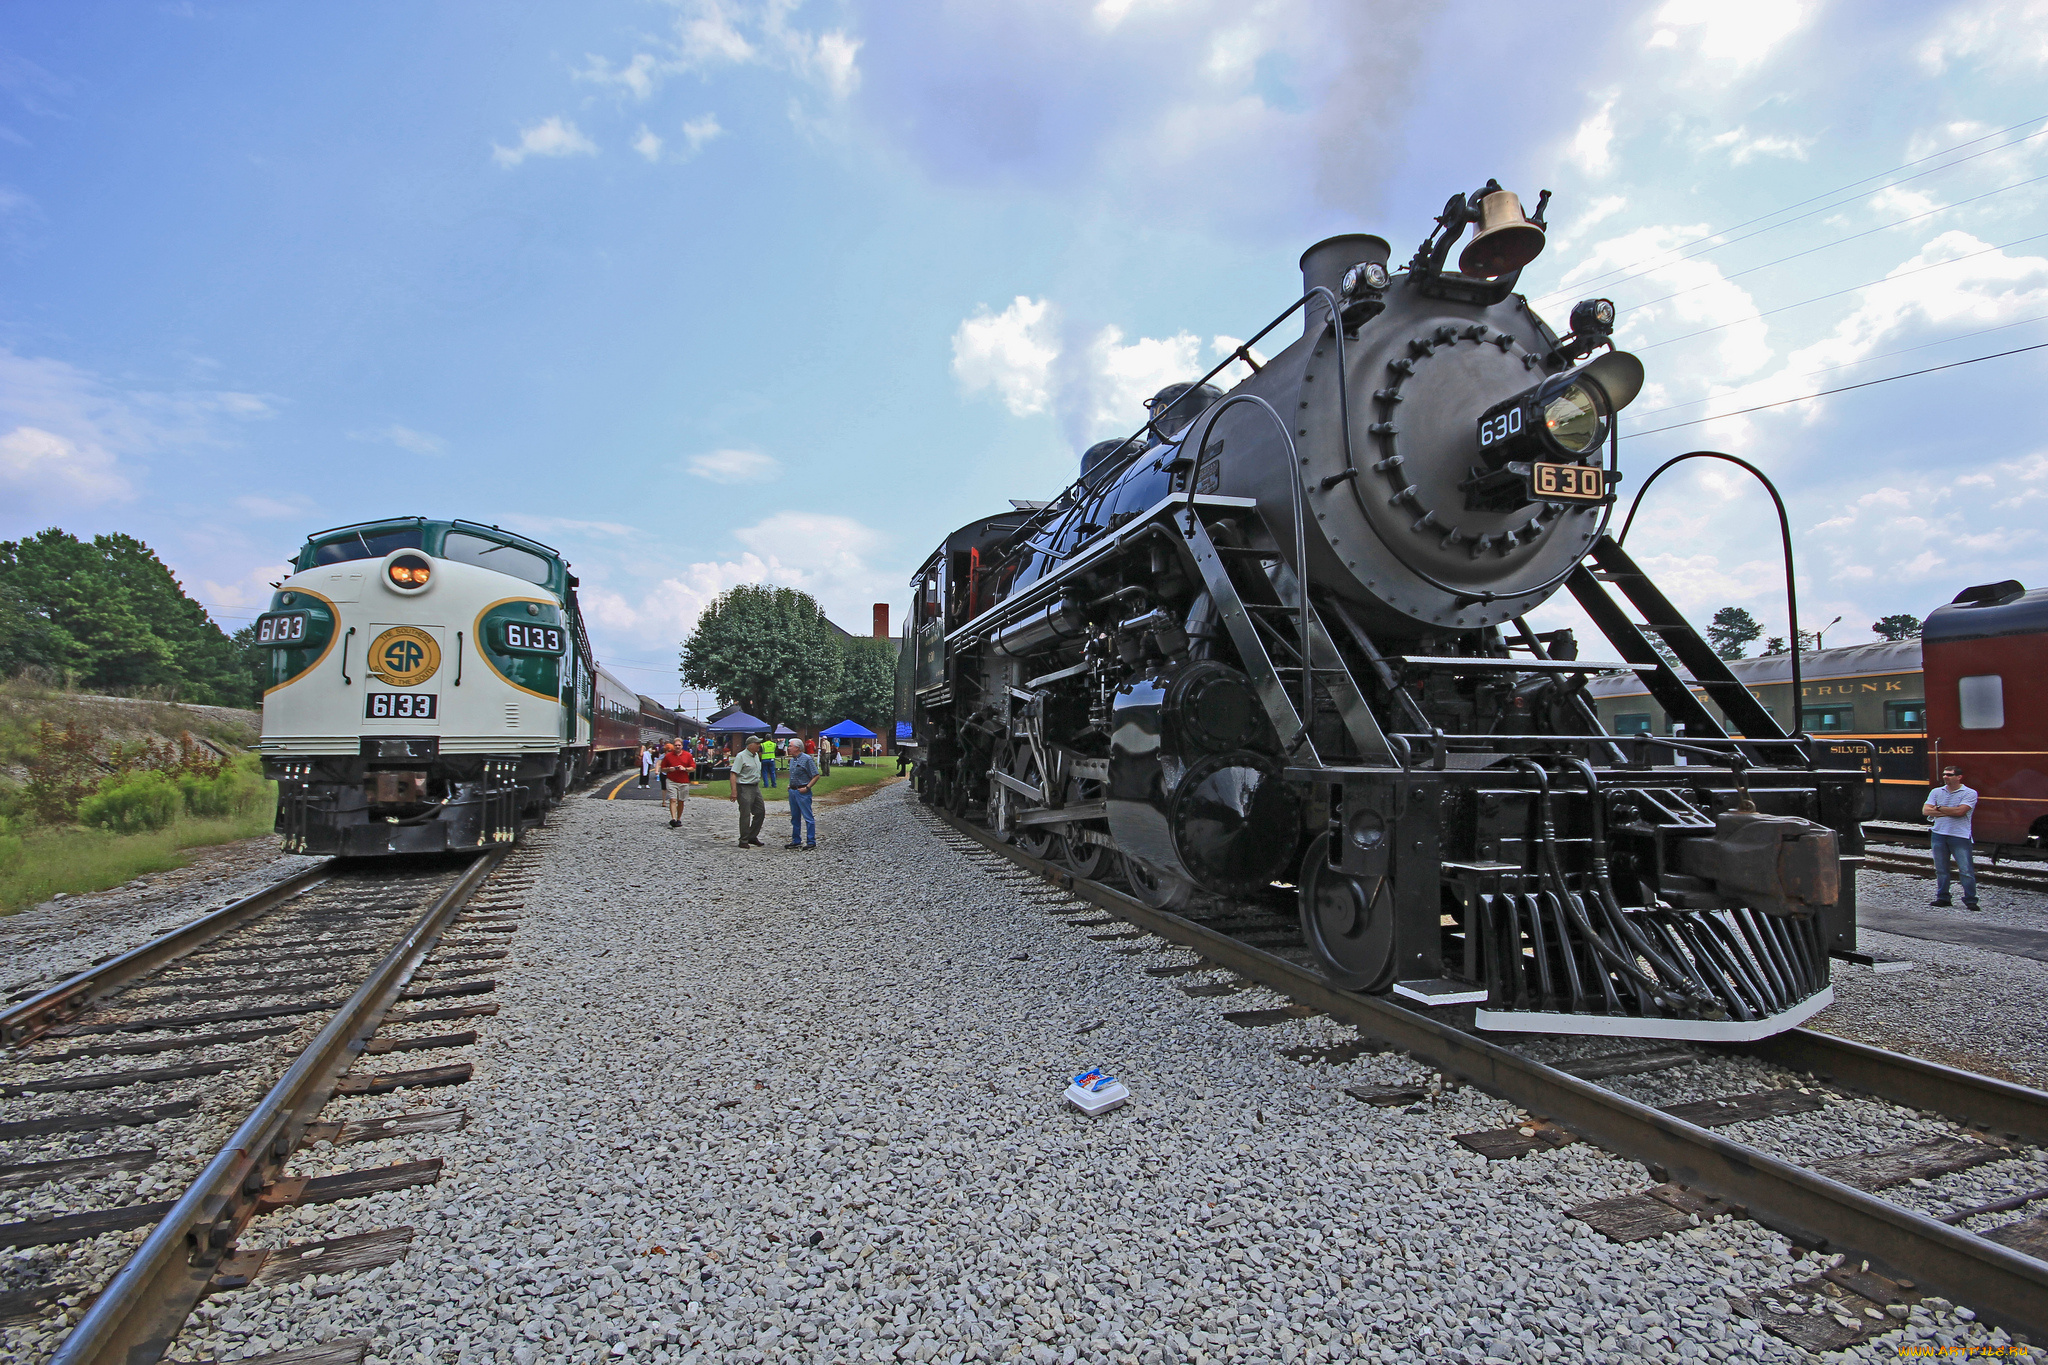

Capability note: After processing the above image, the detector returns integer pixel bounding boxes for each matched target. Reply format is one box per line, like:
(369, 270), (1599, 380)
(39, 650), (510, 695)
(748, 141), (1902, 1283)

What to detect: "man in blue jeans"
(784, 742), (820, 849)
(1923, 766), (1980, 910)
(760, 736), (778, 790)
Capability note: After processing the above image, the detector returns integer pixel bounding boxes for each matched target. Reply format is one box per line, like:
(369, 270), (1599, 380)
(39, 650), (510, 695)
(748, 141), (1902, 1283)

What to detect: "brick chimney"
(873, 603), (889, 639)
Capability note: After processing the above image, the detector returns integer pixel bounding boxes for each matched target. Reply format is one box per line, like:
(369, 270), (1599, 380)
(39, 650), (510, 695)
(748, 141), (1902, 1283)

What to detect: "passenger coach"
(257, 518), (598, 855)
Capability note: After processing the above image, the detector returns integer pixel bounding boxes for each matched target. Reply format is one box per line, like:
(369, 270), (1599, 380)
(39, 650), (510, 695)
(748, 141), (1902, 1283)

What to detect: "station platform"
(588, 771), (678, 802)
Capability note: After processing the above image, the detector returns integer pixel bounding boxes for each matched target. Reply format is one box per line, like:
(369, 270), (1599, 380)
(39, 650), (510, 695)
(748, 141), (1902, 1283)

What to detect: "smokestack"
(873, 603), (889, 639)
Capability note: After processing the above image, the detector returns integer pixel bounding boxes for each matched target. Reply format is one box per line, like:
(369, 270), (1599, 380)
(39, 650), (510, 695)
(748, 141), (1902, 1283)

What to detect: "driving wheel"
(1057, 775), (1113, 880)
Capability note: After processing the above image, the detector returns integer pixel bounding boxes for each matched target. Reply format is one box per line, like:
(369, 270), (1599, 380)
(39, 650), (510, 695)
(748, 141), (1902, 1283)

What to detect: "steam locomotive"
(908, 182), (1868, 1041)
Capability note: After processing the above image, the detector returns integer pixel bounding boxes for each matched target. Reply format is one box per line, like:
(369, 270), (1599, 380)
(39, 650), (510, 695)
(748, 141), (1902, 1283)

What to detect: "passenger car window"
(1958, 675), (2005, 730)
(312, 528), (422, 565)
(442, 533), (554, 586)
(1613, 713), (1651, 734)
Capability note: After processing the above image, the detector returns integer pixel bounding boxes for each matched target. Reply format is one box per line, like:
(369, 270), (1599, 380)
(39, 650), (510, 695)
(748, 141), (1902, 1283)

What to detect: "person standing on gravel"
(1923, 766), (1981, 910)
(729, 736), (767, 847)
(784, 742), (820, 850)
(660, 743), (695, 829)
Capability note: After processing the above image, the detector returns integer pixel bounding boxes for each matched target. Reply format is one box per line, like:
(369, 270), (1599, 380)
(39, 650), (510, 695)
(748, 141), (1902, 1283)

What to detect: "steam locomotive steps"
(0, 851), (524, 1364)
(920, 803), (2048, 1344)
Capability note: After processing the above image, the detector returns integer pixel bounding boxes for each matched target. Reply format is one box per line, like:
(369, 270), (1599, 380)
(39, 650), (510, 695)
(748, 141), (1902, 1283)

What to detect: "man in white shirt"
(1922, 766), (1979, 911)
(729, 736), (767, 848)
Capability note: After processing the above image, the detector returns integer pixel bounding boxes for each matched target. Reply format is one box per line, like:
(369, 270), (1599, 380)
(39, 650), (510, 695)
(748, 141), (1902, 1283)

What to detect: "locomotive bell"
(1458, 190), (1546, 278)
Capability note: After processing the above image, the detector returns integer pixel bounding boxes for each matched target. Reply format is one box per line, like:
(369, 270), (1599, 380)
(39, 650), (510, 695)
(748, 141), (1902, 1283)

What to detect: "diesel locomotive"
(908, 182), (1869, 1041)
(257, 517), (610, 856)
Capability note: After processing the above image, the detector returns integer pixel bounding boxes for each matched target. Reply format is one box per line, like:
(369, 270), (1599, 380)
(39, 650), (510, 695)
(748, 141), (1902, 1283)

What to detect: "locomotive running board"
(1474, 988), (1834, 1042)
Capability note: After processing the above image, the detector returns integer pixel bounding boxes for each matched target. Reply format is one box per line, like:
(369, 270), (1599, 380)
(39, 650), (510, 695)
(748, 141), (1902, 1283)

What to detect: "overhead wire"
(1628, 312), (2048, 419)
(1634, 229), (2048, 352)
(1532, 114), (2048, 305)
(1619, 340), (2048, 438)
(1620, 172), (2048, 313)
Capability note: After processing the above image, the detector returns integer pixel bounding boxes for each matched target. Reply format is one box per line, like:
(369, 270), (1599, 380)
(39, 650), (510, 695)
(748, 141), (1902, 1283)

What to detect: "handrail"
(1618, 450), (1805, 742)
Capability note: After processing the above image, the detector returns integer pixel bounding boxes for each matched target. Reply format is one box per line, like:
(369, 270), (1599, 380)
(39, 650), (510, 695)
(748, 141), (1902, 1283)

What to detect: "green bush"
(77, 769), (182, 834)
(177, 760), (266, 818)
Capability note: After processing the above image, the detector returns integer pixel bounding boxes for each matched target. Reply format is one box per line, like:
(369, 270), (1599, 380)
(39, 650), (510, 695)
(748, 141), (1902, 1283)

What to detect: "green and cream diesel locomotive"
(256, 518), (604, 856)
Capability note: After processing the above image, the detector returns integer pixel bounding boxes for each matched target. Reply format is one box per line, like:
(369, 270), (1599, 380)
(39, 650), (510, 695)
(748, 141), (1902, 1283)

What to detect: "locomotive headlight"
(384, 553), (433, 591)
(1475, 350), (1645, 467)
(1341, 260), (1391, 297)
(1541, 380), (1607, 455)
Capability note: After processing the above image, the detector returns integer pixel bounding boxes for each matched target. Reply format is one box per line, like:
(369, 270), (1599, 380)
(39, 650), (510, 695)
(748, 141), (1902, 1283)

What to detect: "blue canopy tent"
(819, 719), (877, 740)
(706, 710), (770, 734)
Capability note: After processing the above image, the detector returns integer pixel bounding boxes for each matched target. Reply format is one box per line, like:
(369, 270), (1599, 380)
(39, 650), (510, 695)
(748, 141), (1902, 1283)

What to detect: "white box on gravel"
(1065, 1068), (1129, 1115)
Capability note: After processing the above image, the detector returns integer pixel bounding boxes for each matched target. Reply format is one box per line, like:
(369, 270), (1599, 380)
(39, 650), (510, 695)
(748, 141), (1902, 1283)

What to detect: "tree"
(681, 585), (845, 726)
(834, 636), (897, 734)
(1705, 606), (1763, 661)
(1871, 613), (1921, 641)
(1760, 630), (1819, 656)
(0, 528), (256, 706)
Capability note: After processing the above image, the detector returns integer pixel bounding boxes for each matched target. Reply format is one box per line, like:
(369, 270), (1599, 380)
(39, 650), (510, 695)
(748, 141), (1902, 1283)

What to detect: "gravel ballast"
(147, 788), (2031, 1365)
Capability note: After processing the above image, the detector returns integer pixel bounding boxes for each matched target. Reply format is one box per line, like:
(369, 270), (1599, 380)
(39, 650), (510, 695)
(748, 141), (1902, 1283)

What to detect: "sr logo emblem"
(367, 626), (441, 687)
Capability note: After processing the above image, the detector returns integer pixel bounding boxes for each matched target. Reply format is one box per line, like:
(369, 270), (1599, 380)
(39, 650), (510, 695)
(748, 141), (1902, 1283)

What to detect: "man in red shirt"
(660, 742), (695, 828)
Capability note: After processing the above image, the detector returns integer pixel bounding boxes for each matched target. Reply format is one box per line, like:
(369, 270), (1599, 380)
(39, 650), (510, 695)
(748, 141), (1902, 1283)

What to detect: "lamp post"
(1814, 616), (1842, 651)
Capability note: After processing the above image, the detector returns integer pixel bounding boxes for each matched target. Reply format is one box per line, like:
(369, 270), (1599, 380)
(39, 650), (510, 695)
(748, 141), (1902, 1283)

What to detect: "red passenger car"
(591, 666), (643, 772)
(1921, 580), (2048, 852)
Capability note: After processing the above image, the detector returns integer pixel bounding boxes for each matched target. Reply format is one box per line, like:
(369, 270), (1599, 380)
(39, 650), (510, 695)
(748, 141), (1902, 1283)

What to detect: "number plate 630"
(1533, 462), (1605, 502)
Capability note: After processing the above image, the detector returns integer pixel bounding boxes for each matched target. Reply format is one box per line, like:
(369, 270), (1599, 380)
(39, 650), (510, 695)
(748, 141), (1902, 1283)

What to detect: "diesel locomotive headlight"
(386, 553), (433, 590)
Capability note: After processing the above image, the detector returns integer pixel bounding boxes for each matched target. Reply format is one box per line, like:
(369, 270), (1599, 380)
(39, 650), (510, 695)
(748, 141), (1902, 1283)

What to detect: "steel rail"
(49, 848), (507, 1365)
(1860, 848), (2048, 894)
(928, 805), (2048, 1339)
(0, 862), (335, 1048)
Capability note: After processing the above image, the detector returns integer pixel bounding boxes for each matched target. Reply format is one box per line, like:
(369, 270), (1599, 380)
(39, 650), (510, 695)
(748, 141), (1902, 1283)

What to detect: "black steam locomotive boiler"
(908, 182), (1867, 1040)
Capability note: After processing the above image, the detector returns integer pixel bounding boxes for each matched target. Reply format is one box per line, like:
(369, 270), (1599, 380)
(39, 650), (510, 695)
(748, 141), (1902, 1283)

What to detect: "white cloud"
(1078, 324), (1203, 438)
(491, 116), (598, 167)
(0, 426), (130, 506)
(1919, 0), (2048, 74)
(572, 1), (859, 112)
(577, 52), (660, 100)
(349, 424), (447, 456)
(0, 348), (274, 519)
(1567, 97), (1617, 176)
(681, 114), (724, 155)
(1648, 0), (1816, 69)
(633, 125), (663, 161)
(1707, 126), (1812, 165)
(1562, 223), (1774, 378)
(953, 297), (1250, 443)
(574, 512), (894, 661)
(952, 297), (1059, 418)
(686, 448), (781, 483)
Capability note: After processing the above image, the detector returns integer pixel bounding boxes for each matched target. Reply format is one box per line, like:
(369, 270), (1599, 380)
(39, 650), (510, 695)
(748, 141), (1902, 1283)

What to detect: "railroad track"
(918, 800), (2048, 1352)
(1862, 845), (2048, 894)
(0, 847), (535, 1365)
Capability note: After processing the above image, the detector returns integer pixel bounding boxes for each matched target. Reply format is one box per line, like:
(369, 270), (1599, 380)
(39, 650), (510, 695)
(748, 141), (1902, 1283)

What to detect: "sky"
(2, 0), (2046, 709)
